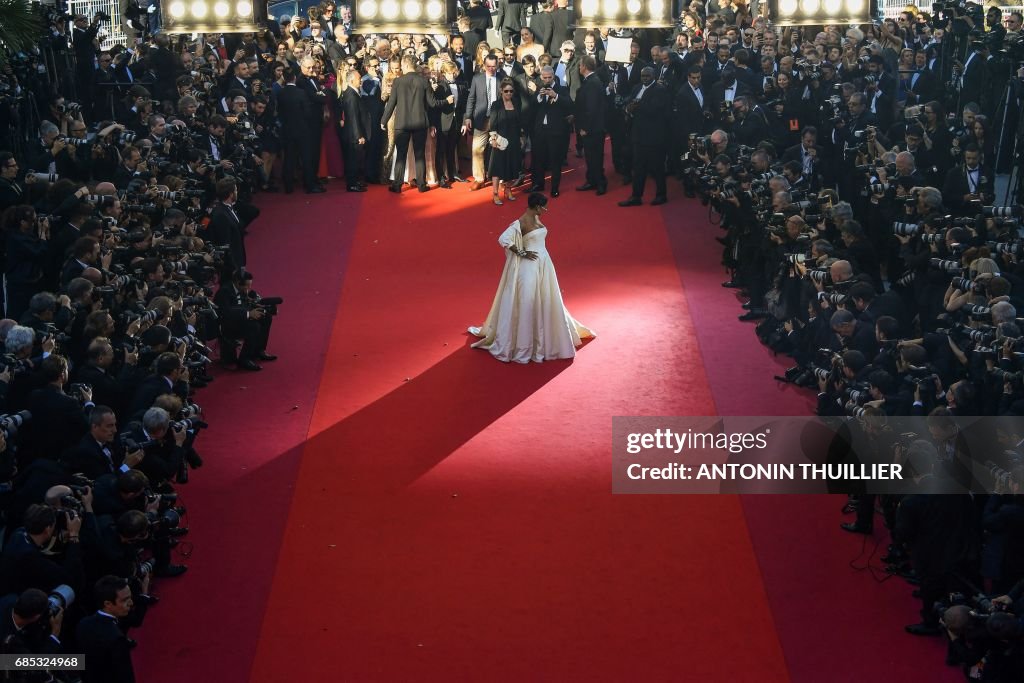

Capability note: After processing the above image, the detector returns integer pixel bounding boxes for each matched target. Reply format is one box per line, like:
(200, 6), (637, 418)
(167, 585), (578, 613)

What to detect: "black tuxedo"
(76, 363), (133, 421)
(434, 80), (463, 181)
(943, 164), (995, 216)
(214, 282), (272, 364)
(326, 40), (355, 70)
(651, 54), (685, 92)
(626, 82), (671, 199)
(382, 72), (445, 189)
(450, 52), (473, 85)
(529, 12), (554, 57)
(499, 61), (525, 80)
(495, 0), (528, 45)
(61, 435), (125, 480)
(77, 612), (136, 683)
(298, 76), (328, 176)
(276, 83), (319, 191)
(129, 374), (182, 421)
(672, 82), (709, 165)
(206, 201), (247, 268)
(339, 87), (366, 187)
(0, 177), (29, 212)
(27, 385), (89, 460)
(531, 83), (573, 192)
(549, 8), (573, 57)
(575, 73), (608, 189)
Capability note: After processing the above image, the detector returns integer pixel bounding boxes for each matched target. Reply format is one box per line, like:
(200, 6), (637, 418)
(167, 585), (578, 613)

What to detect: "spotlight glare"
(779, 0), (798, 14)
(626, 0), (641, 13)
(358, 0), (377, 17)
(823, 0), (841, 12)
(580, 0), (598, 16)
(801, 0), (820, 13)
(236, 0), (252, 15)
(190, 0), (207, 17)
(846, 0), (864, 12)
(380, 0), (399, 19)
(425, 0), (443, 19)
(214, 1), (229, 17)
(603, 0), (620, 15)
(648, 0), (665, 15)
(169, 0), (186, 17)
(402, 0), (420, 19)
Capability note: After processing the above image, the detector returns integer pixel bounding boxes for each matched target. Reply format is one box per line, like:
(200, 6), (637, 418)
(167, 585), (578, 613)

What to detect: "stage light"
(351, 0), (455, 33)
(161, 0), (266, 33)
(574, 0), (672, 27)
(769, 0), (877, 25)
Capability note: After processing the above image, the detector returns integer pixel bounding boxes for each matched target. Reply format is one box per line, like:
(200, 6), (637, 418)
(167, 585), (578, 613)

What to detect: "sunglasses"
(502, 89), (514, 93)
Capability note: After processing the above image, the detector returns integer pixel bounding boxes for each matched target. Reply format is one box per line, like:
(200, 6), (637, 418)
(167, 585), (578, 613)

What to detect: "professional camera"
(47, 585), (75, 618)
(0, 411), (31, 438)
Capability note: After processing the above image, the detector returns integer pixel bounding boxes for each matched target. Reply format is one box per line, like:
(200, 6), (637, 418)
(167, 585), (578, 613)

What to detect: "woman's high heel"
(504, 183), (517, 201)
(493, 191), (503, 206)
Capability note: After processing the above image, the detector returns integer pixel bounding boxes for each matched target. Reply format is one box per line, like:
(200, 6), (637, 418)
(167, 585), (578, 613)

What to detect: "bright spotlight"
(213, 1), (229, 17)
(236, 0), (252, 15)
(801, 0), (819, 13)
(380, 0), (399, 18)
(168, 1), (186, 17)
(574, 0), (671, 26)
(402, 0), (420, 19)
(771, 0), (876, 24)
(823, 0), (841, 12)
(626, 0), (641, 13)
(190, 0), (207, 17)
(425, 0), (443, 19)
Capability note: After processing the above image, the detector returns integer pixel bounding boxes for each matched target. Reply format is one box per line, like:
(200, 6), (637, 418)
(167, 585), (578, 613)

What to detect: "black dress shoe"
(715, 237), (729, 245)
(840, 522), (873, 535)
(155, 564), (188, 578)
(650, 196), (667, 206)
(418, 184), (430, 193)
(550, 190), (560, 197)
(528, 184), (544, 192)
(238, 359), (263, 371)
(596, 184), (607, 195)
(738, 309), (767, 321)
(305, 186), (326, 194)
(439, 180), (452, 189)
(576, 183), (596, 191)
(258, 352), (278, 361)
(347, 185), (367, 192)
(904, 623), (942, 636)
(741, 301), (753, 310)
(186, 449), (204, 468)
(622, 175), (632, 184)
(722, 281), (743, 288)
(388, 184), (402, 193)
(618, 197), (642, 207)
(452, 175), (469, 183)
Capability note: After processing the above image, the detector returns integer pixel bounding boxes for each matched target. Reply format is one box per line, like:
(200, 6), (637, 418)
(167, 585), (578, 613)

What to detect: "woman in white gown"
(469, 193), (595, 363)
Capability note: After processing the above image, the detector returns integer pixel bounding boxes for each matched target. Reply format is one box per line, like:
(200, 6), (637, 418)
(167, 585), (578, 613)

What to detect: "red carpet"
(133, 152), (954, 682)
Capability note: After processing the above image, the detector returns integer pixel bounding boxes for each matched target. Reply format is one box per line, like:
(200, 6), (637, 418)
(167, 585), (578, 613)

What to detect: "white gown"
(469, 220), (594, 363)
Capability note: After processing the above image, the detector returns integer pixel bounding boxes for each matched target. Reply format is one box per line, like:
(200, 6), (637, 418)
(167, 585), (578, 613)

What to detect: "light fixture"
(162, 0), (266, 32)
(573, 0), (672, 27)
(769, 0), (877, 25)
(352, 0), (455, 33)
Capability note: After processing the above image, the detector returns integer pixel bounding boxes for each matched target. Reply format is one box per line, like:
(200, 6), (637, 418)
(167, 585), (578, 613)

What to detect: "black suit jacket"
(78, 613), (135, 683)
(206, 202), (246, 268)
(673, 83), (710, 139)
(549, 8), (573, 56)
(529, 12), (554, 56)
(28, 385), (89, 459)
(297, 76), (328, 127)
(943, 164), (995, 215)
(61, 434), (125, 480)
(626, 83), (670, 146)
(464, 72), (503, 130)
(532, 84), (573, 136)
(575, 73), (607, 134)
(339, 87), (365, 144)
(382, 72), (442, 131)
(76, 363), (133, 421)
(276, 83), (316, 140)
(129, 374), (179, 420)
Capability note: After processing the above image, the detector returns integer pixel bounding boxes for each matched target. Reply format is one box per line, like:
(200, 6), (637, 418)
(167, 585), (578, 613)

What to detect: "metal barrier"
(67, 0), (129, 50)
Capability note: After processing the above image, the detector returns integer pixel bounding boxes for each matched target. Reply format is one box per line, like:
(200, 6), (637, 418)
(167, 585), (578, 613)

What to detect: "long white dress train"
(469, 220), (594, 363)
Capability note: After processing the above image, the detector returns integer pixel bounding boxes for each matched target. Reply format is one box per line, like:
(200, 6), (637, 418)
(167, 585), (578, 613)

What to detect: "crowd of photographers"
(664, 3), (1024, 679)
(0, 4), (286, 681)
(2, 0), (1024, 677)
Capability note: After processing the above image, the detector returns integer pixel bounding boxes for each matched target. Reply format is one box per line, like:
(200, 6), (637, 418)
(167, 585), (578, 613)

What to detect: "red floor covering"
(132, 155), (955, 682)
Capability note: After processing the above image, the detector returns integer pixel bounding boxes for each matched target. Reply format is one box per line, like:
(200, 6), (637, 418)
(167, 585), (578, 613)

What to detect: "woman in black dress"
(486, 78), (522, 206)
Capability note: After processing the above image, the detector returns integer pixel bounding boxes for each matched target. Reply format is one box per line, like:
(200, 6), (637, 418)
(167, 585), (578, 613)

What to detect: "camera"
(0, 411), (31, 438)
(47, 585), (75, 617)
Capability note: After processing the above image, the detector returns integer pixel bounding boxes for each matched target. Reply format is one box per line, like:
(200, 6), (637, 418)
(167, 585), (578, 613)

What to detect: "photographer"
(76, 575), (137, 683)
(61, 406), (143, 480)
(28, 355), (93, 460)
(0, 503), (84, 597)
(213, 269), (277, 371)
(0, 588), (65, 657)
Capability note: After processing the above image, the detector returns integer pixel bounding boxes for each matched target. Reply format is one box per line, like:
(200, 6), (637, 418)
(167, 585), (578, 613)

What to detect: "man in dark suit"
(529, 66), (573, 196)
(549, 0), (573, 56)
(607, 42), (647, 181)
(942, 144), (995, 216)
(214, 269), (276, 371)
(956, 41), (989, 115)
(276, 68), (322, 193)
(575, 56), (608, 194)
(618, 68), (670, 207)
(129, 352), (188, 420)
(77, 575), (137, 683)
(382, 56), (450, 193)
(495, 0), (528, 47)
(435, 67), (465, 186)
(673, 65), (710, 181)
(0, 152), (35, 212)
(529, 3), (554, 57)
(782, 126), (826, 184)
(71, 14), (101, 115)
(75, 338), (139, 424)
(449, 34), (473, 86)
(28, 355), (92, 460)
(339, 70), (368, 192)
(0, 589), (63, 657)
(463, 54), (503, 189)
(297, 58), (330, 190)
(61, 406), (143, 480)
(205, 178), (247, 268)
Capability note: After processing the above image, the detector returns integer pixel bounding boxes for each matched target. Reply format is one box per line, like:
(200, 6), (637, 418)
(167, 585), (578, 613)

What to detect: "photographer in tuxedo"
(574, 56), (608, 195)
(382, 55), (452, 194)
(618, 67), (670, 207)
(528, 67), (572, 196)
